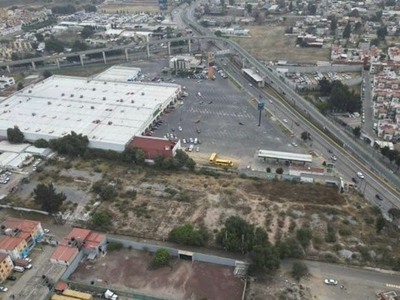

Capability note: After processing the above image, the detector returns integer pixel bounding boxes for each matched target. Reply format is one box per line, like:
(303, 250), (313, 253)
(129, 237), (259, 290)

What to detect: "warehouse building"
(0, 71), (181, 152)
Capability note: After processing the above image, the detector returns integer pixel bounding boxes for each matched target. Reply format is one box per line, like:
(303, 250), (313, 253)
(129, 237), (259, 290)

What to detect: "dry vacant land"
(70, 248), (244, 300)
(100, 4), (170, 13)
(231, 26), (331, 64)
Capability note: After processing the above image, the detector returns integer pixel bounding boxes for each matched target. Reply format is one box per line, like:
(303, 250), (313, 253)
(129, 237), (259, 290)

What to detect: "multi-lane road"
(179, 3), (400, 211)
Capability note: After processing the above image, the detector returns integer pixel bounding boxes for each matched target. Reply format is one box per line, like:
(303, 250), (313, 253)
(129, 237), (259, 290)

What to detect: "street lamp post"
(258, 102), (264, 127)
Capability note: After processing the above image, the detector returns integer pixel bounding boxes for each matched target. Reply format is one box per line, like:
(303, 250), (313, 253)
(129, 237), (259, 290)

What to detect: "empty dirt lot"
(70, 248), (244, 300)
(231, 26), (331, 64)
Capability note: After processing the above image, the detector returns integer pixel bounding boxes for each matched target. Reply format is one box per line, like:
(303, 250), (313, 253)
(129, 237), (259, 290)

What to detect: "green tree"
(276, 167), (284, 174)
(7, 126), (24, 143)
(291, 262), (309, 281)
(249, 244), (280, 275)
(154, 154), (164, 168)
(288, 1), (293, 11)
(377, 26), (388, 40)
(318, 77), (333, 95)
(325, 223), (337, 243)
(329, 15), (337, 34)
(100, 185), (117, 201)
(42, 70), (53, 79)
(17, 82), (24, 91)
(353, 126), (361, 137)
(376, 215), (386, 233)
(168, 223), (209, 246)
(246, 3), (252, 13)
(11, 52), (19, 61)
(276, 238), (304, 259)
(72, 40), (88, 52)
(388, 208), (400, 219)
(84, 4), (97, 12)
(342, 22), (351, 39)
(33, 139), (49, 148)
(45, 37), (64, 53)
(216, 216), (255, 254)
(35, 33), (44, 42)
(91, 211), (112, 229)
(185, 158), (196, 171)
(81, 26), (95, 39)
(151, 248), (170, 269)
(215, 30), (222, 37)
(296, 225), (312, 249)
(49, 131), (89, 156)
(33, 183), (66, 213)
(301, 131), (310, 141)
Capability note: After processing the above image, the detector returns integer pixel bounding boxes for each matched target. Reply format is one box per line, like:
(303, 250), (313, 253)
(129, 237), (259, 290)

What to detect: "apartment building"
(0, 253), (13, 282)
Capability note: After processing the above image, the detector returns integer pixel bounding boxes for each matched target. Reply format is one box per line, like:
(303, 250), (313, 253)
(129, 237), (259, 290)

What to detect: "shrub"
(291, 262), (309, 281)
(338, 225), (351, 236)
(168, 223), (209, 246)
(151, 248), (170, 269)
(296, 226), (312, 249)
(325, 223), (337, 243)
(107, 242), (123, 252)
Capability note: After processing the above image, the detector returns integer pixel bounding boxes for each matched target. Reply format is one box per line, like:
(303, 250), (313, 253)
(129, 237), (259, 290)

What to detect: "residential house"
(0, 253), (13, 282)
(0, 236), (29, 260)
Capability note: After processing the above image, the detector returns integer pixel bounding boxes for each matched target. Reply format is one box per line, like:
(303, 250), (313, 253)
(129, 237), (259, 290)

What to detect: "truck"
(104, 289), (118, 300)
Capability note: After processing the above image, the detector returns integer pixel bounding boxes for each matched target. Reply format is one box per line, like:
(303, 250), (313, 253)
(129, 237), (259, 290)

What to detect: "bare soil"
(70, 248), (244, 300)
(100, 5), (171, 14)
(231, 26), (331, 64)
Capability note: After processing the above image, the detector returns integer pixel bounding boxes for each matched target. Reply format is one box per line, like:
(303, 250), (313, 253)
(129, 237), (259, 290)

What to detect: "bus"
(51, 295), (80, 300)
(63, 289), (94, 300)
(215, 159), (233, 167)
(209, 153), (217, 164)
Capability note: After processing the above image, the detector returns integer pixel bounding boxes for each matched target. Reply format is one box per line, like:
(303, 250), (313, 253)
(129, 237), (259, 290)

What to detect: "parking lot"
(151, 76), (301, 166)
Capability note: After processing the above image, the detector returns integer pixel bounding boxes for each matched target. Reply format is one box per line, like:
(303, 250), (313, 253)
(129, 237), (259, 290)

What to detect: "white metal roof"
(258, 150), (313, 163)
(242, 68), (264, 82)
(0, 141), (30, 153)
(0, 75), (179, 150)
(0, 152), (19, 167)
(93, 65), (142, 82)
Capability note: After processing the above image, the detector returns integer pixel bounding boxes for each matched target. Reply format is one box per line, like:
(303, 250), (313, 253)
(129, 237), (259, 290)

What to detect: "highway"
(180, 3), (400, 209)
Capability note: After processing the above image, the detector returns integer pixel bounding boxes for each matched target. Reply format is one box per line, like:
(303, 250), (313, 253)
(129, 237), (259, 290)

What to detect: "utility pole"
(258, 102), (264, 126)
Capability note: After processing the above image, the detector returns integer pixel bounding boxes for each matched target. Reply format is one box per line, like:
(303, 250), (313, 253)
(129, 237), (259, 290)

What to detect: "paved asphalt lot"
(151, 75), (303, 163)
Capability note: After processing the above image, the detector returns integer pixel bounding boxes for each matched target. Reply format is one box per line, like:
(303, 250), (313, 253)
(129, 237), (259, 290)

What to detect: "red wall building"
(130, 136), (180, 159)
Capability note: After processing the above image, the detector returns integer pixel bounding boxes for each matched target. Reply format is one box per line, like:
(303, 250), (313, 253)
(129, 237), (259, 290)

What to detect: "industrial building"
(0, 67), (181, 152)
(169, 55), (201, 70)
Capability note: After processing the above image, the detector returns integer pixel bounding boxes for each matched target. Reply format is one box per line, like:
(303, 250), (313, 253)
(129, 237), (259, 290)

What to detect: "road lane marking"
(386, 283), (400, 289)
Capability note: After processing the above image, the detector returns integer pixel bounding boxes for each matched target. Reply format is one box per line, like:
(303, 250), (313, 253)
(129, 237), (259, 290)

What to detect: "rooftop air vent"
(91, 106), (95, 109)
(108, 121), (112, 125)
(141, 92), (144, 95)
(32, 113), (36, 116)
(28, 90), (32, 93)
(104, 82), (107, 84)
(80, 95), (83, 98)
(131, 100), (134, 103)
(70, 94), (74, 97)
(93, 88), (96, 91)
(61, 93), (65, 96)
(103, 97), (106, 100)
(48, 101), (51, 105)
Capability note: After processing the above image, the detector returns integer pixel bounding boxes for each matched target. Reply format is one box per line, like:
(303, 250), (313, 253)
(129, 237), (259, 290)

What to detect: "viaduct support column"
(146, 44), (150, 58)
(80, 55), (84, 66)
(125, 48), (129, 61)
(6, 65), (10, 73)
(102, 51), (107, 64)
(167, 42), (171, 56)
(56, 59), (60, 68)
(188, 39), (191, 54)
(31, 61), (36, 71)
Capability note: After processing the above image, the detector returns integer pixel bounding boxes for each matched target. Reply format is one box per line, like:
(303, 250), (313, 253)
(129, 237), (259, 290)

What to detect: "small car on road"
(324, 279), (338, 285)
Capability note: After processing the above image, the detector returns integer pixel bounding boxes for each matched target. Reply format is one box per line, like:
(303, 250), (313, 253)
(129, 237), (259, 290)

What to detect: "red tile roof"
(0, 252), (9, 262)
(61, 228), (105, 249)
(84, 231), (105, 249)
(50, 245), (78, 262)
(1, 217), (39, 233)
(0, 236), (24, 250)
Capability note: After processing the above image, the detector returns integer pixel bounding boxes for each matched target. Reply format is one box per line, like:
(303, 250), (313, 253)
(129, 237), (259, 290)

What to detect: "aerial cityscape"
(0, 0), (399, 299)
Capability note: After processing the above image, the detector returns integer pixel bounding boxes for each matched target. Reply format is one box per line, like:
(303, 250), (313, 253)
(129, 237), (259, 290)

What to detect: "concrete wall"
(61, 250), (85, 280)
(106, 237), (240, 267)
(272, 64), (363, 73)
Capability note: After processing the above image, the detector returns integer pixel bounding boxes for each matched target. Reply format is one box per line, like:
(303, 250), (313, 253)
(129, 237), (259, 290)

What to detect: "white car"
(291, 142), (297, 147)
(0, 286), (8, 292)
(24, 257), (32, 263)
(331, 155), (337, 161)
(178, 126), (182, 132)
(269, 99), (273, 104)
(357, 172), (364, 179)
(44, 228), (50, 233)
(283, 119), (288, 123)
(25, 264), (32, 269)
(324, 279), (338, 285)
(197, 92), (201, 96)
(196, 147), (200, 152)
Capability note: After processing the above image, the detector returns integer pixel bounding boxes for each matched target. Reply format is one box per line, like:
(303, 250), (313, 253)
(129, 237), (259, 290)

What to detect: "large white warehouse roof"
(0, 75), (180, 151)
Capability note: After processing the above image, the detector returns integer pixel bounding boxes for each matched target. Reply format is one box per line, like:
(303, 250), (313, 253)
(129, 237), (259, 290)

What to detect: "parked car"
(351, 177), (358, 184)
(178, 126), (182, 132)
(7, 276), (16, 281)
(283, 119), (288, 123)
(291, 142), (298, 147)
(324, 279), (338, 285)
(376, 194), (383, 201)
(0, 286), (8, 292)
(44, 229), (50, 233)
(357, 172), (364, 179)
